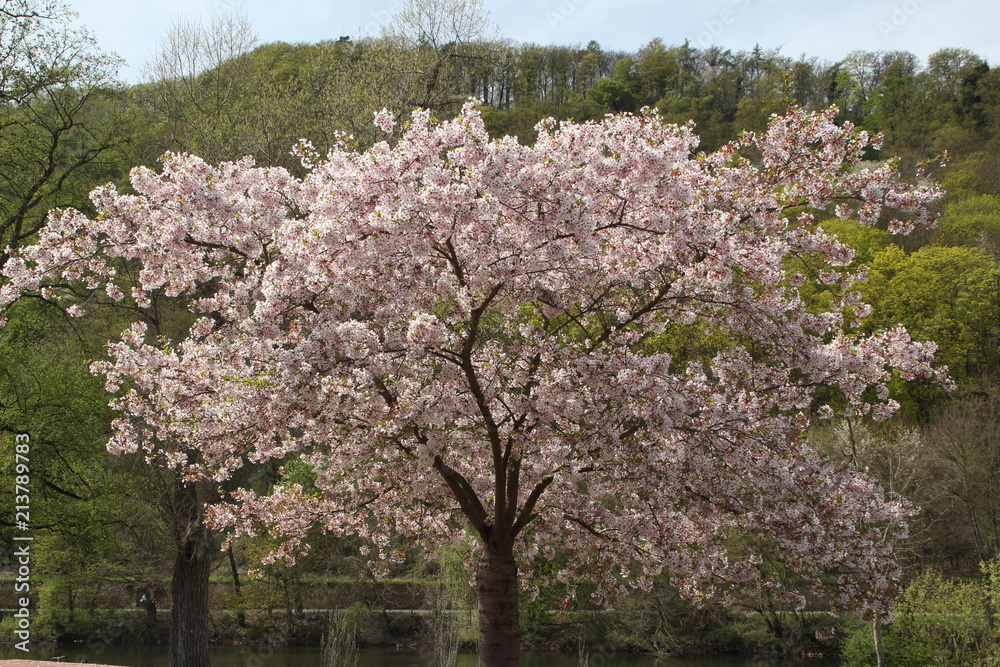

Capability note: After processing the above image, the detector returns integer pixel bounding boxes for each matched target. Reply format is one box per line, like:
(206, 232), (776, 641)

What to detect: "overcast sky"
(68, 0), (1000, 83)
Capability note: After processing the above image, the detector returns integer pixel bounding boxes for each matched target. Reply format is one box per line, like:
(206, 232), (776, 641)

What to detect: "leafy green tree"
(843, 569), (987, 666)
(934, 194), (1000, 255)
(861, 245), (1000, 389)
(611, 56), (641, 97)
(836, 51), (918, 123)
(940, 150), (1000, 198)
(0, 0), (123, 263)
(587, 78), (637, 112)
(655, 94), (730, 152)
(820, 218), (894, 266)
(732, 90), (786, 133)
(924, 49), (988, 113)
(0, 297), (173, 633)
(636, 38), (695, 105)
(246, 38), (397, 156)
(575, 47), (600, 95)
(863, 74), (928, 156)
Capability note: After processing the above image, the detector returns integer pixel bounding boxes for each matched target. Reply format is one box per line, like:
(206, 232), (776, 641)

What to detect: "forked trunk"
(169, 480), (213, 667)
(477, 542), (520, 667)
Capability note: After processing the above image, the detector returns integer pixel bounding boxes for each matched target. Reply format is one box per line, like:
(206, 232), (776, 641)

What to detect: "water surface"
(0, 645), (838, 666)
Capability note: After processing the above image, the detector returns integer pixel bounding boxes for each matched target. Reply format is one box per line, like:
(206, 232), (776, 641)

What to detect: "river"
(0, 645), (839, 666)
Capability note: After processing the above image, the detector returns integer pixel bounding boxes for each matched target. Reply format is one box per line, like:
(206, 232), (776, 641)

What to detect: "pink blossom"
(374, 108), (397, 134)
(0, 104), (948, 617)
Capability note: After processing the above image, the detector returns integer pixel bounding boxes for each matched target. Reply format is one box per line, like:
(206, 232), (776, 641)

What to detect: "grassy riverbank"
(0, 578), (841, 662)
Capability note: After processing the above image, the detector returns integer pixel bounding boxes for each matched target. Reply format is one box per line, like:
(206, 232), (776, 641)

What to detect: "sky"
(68, 0), (1000, 83)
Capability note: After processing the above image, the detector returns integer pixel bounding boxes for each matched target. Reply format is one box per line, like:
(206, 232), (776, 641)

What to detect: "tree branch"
(512, 474), (553, 537)
(433, 454), (491, 542)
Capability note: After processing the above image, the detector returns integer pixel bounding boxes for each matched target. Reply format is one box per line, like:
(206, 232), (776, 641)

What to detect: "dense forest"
(3, 0), (1000, 664)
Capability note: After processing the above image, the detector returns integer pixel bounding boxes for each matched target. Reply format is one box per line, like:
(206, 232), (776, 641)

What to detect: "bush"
(841, 566), (994, 666)
(840, 620), (941, 666)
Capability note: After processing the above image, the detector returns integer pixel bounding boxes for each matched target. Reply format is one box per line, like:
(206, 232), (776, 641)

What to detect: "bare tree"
(927, 389), (1000, 565)
(814, 389), (1000, 573)
(379, 0), (499, 112)
(138, 13), (262, 163)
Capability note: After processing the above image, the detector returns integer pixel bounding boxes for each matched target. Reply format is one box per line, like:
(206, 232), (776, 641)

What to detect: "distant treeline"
(160, 35), (999, 167)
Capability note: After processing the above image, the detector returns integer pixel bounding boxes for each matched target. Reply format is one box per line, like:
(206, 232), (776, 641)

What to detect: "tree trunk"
(169, 480), (213, 667)
(228, 545), (246, 627)
(476, 541), (520, 667)
(873, 615), (885, 667)
(144, 595), (158, 627)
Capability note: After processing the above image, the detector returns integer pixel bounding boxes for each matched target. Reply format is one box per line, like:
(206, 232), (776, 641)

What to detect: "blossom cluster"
(0, 103), (946, 614)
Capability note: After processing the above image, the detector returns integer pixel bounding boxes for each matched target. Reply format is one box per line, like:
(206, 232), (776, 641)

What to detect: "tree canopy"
(1, 103), (948, 664)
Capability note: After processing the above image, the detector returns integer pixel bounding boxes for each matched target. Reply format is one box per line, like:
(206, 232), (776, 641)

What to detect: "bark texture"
(476, 542), (520, 667)
(168, 480), (213, 667)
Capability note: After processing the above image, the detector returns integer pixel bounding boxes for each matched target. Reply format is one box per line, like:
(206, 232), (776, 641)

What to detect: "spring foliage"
(1, 103), (948, 616)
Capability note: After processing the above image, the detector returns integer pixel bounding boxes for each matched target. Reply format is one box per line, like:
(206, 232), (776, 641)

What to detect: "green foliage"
(790, 218), (893, 314)
(0, 1), (124, 256)
(655, 94), (731, 151)
(587, 78), (637, 112)
(864, 75), (920, 145)
(421, 547), (475, 663)
(840, 620), (940, 667)
(820, 218), (894, 266)
(0, 298), (174, 639)
(861, 244), (1000, 387)
(639, 318), (732, 373)
(612, 57), (640, 95)
(842, 564), (1000, 666)
(898, 572), (987, 662)
(732, 92), (787, 133)
(935, 195), (1000, 254)
(940, 151), (1000, 199)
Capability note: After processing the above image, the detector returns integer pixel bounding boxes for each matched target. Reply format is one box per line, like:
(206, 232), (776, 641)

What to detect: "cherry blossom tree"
(1, 103), (947, 666)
